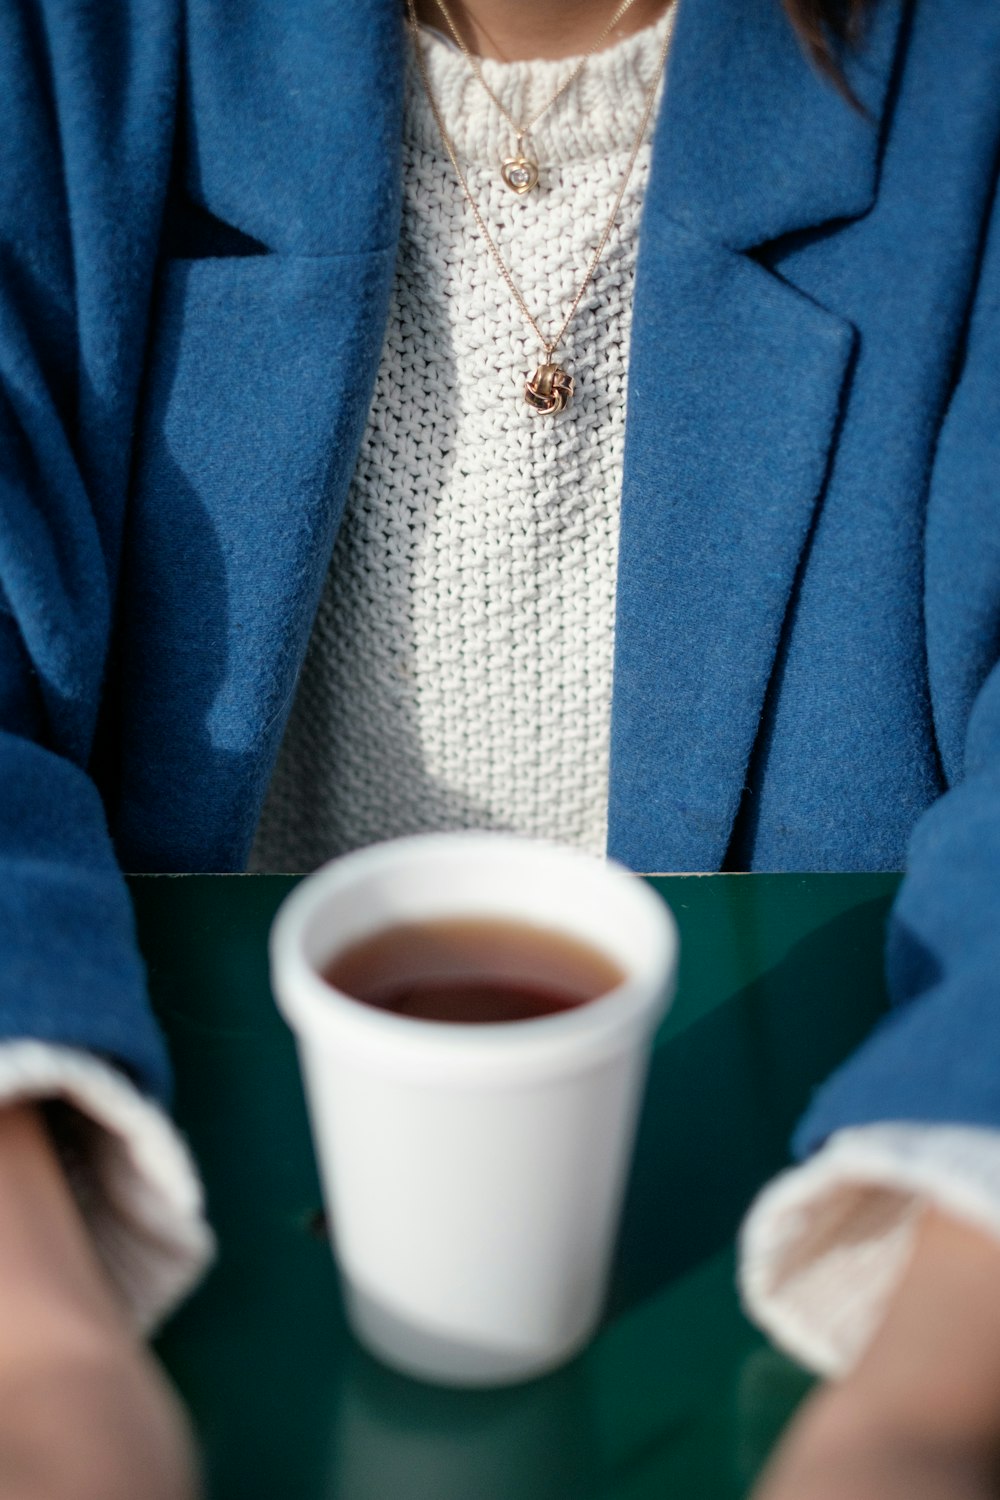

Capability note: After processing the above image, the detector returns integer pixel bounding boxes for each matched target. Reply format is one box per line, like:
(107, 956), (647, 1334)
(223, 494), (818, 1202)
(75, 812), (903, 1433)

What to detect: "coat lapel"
(607, 0), (907, 870)
(116, 0), (408, 868)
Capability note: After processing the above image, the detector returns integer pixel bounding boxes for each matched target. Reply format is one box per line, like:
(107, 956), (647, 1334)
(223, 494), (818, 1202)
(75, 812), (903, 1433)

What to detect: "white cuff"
(738, 1123), (1000, 1379)
(0, 1040), (215, 1334)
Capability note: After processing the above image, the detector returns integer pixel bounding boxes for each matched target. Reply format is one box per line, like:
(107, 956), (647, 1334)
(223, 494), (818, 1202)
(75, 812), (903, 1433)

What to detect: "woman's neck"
(410, 0), (673, 61)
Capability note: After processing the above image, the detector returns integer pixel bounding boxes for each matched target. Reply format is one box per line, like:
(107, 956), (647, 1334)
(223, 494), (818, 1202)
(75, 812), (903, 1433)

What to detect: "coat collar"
(183, 0), (904, 256)
(651, 0), (906, 249)
(182, 0), (407, 257)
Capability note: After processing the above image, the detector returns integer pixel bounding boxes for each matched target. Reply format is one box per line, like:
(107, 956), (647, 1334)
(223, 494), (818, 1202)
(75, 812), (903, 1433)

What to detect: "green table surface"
(132, 872), (902, 1500)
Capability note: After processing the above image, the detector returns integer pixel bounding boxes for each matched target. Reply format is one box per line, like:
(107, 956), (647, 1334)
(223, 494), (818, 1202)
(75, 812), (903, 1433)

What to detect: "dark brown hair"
(782, 0), (873, 99)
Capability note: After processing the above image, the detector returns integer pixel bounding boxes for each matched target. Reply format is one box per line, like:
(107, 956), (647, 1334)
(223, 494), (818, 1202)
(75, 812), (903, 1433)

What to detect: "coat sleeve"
(738, 163), (1000, 1376)
(0, 0), (179, 1097)
(792, 168), (1000, 1156)
(0, 1), (214, 1324)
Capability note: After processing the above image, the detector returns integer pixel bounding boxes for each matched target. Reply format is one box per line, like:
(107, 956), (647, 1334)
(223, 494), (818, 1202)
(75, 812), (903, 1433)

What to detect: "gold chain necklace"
(406, 0), (674, 414)
(431, 0), (644, 193)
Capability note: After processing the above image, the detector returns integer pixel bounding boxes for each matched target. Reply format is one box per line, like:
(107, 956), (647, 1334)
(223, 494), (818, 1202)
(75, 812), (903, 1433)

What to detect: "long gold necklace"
(431, 0), (644, 194)
(406, 0), (674, 414)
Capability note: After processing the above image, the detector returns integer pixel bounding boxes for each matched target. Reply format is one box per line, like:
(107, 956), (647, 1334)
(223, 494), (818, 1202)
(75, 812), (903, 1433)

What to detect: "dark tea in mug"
(323, 917), (626, 1025)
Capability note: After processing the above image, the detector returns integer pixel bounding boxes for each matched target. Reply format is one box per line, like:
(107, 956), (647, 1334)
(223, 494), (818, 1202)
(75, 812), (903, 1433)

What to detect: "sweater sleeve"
(739, 1123), (1000, 1376)
(0, 1041), (213, 1332)
(0, 5), (184, 1135)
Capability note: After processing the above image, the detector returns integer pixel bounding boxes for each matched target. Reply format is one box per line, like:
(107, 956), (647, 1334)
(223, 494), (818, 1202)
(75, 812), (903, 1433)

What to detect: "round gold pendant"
(501, 154), (539, 195)
(525, 362), (574, 414)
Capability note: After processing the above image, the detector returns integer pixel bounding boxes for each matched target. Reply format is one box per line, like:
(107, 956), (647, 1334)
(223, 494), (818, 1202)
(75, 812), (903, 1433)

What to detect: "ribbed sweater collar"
(407, 6), (676, 166)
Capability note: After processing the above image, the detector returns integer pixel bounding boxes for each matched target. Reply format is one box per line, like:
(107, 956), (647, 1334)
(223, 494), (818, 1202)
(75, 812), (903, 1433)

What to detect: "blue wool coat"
(0, 0), (999, 1157)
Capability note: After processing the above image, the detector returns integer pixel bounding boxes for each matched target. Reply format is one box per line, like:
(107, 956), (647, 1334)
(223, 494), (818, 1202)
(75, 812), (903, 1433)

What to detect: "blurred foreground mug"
(270, 833), (678, 1387)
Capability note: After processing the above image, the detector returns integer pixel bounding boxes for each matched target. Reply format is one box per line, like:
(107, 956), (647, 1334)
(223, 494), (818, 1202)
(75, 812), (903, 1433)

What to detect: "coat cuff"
(0, 1040), (215, 1334)
(738, 1123), (1000, 1378)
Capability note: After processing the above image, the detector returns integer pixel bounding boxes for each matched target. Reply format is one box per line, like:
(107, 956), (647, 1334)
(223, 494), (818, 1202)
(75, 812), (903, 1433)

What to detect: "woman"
(1, 0), (999, 1495)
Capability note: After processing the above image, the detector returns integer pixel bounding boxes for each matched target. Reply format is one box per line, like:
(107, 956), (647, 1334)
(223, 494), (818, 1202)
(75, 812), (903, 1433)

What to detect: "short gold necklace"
(431, 0), (644, 194)
(406, 0), (674, 414)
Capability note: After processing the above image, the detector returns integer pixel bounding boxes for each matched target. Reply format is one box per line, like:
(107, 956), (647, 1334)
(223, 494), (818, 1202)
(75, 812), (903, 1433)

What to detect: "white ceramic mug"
(269, 832), (678, 1387)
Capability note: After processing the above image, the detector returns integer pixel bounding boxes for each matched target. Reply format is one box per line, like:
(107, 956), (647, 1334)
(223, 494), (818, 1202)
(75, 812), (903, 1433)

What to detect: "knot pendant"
(525, 361), (574, 415)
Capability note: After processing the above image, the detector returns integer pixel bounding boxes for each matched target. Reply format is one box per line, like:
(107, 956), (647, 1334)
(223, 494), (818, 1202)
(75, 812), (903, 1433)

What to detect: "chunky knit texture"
(250, 10), (674, 870)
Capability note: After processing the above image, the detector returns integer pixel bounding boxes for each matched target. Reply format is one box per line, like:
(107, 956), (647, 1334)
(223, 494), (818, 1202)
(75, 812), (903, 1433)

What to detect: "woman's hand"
(0, 1340), (199, 1500)
(752, 1378), (999, 1500)
(753, 1206), (1000, 1500)
(0, 1105), (200, 1500)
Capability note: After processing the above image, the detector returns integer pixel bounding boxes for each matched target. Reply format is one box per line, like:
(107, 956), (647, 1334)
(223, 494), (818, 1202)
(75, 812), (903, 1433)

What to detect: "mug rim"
(269, 832), (678, 1081)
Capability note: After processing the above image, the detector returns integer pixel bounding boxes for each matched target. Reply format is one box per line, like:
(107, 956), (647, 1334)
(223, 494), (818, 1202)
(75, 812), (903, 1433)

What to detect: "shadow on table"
(608, 892), (894, 1319)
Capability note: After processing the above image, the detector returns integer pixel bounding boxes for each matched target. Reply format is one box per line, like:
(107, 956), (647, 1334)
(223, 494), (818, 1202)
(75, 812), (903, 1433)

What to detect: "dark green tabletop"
(131, 872), (901, 1500)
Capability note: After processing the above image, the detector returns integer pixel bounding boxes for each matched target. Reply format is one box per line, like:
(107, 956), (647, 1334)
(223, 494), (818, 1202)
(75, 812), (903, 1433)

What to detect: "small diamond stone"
(502, 156), (538, 193)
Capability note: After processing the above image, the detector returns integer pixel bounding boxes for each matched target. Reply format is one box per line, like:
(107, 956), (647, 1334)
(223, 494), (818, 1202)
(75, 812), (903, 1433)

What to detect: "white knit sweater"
(249, 11), (673, 868)
(5, 11), (1000, 1383)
